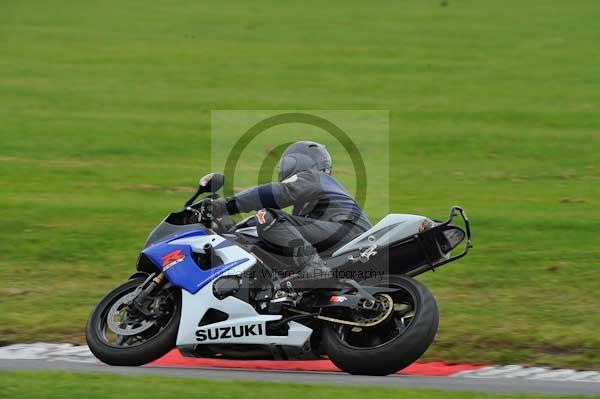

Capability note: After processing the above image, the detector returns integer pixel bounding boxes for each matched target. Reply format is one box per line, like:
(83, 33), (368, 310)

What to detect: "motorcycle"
(86, 172), (472, 375)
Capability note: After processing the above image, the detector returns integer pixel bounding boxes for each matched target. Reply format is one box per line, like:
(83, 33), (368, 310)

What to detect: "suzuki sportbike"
(86, 173), (472, 375)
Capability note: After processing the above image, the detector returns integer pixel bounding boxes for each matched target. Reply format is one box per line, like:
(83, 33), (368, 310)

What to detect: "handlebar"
(185, 196), (231, 233)
(184, 198), (212, 226)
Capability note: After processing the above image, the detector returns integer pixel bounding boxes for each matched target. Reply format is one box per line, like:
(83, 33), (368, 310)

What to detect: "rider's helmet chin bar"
(405, 206), (473, 278)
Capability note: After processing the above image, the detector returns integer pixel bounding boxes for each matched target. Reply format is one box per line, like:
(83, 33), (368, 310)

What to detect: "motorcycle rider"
(212, 141), (371, 280)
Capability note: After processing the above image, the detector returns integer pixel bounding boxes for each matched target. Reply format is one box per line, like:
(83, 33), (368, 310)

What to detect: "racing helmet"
(277, 141), (332, 181)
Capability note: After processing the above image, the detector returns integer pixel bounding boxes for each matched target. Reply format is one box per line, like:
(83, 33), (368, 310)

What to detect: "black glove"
(209, 198), (229, 219)
(207, 198), (235, 231)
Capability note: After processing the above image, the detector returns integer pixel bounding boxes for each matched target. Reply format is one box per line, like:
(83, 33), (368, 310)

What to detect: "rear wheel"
(322, 276), (438, 375)
(85, 277), (181, 366)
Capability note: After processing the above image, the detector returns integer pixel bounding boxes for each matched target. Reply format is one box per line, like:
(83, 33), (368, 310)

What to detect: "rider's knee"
(255, 208), (277, 231)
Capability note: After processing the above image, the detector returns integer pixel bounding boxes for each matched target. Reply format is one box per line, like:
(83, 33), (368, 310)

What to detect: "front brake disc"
(107, 292), (155, 336)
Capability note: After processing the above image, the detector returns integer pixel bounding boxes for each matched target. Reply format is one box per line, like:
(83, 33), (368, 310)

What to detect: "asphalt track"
(2, 359), (599, 395)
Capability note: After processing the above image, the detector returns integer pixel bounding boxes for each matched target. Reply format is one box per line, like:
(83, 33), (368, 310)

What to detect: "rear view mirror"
(198, 173), (225, 193)
(184, 173), (225, 207)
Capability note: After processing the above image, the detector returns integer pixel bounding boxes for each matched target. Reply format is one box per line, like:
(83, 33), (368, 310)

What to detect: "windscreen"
(143, 212), (206, 248)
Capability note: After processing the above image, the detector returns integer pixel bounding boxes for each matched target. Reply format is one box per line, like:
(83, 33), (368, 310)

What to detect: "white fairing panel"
(332, 214), (429, 257)
(173, 234), (312, 348)
(235, 227), (258, 238)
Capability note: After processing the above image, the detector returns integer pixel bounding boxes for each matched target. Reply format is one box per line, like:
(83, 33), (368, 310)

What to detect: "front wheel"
(85, 277), (181, 366)
(322, 276), (439, 375)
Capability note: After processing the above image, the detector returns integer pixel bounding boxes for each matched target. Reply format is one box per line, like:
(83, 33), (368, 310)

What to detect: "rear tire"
(85, 278), (181, 366)
(322, 276), (438, 376)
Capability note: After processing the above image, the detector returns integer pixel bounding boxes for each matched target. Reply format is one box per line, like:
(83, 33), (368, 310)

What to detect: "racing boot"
(284, 248), (334, 291)
(299, 253), (332, 280)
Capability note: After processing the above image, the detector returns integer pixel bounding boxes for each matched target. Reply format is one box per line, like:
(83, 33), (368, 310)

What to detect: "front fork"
(129, 272), (167, 319)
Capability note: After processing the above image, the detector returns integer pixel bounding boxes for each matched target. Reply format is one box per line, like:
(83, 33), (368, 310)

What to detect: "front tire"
(85, 277), (181, 366)
(322, 276), (439, 376)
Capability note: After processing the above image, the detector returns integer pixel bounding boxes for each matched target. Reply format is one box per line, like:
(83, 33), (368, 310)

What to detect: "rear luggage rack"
(405, 206), (472, 277)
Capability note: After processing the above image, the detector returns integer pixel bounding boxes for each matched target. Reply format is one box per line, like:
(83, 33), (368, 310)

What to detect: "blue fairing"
(142, 229), (247, 294)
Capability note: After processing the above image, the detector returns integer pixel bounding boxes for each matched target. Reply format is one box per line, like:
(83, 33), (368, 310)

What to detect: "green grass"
(1, 0), (599, 369)
(1, 371), (597, 399)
